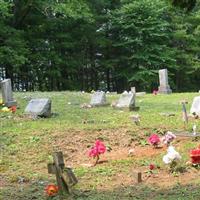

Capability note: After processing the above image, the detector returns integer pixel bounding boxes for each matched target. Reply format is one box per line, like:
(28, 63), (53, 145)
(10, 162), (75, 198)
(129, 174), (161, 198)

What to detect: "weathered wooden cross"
(48, 151), (78, 197)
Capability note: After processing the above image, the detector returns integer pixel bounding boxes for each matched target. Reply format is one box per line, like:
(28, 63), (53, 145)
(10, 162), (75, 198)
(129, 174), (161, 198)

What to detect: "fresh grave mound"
(51, 128), (200, 189)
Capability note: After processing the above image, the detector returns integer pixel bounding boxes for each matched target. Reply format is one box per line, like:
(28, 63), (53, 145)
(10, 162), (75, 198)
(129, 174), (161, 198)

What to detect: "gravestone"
(136, 92), (146, 96)
(115, 92), (136, 110)
(0, 79), (17, 107)
(131, 87), (136, 93)
(190, 96), (200, 117)
(158, 69), (172, 94)
(25, 98), (51, 117)
(90, 91), (107, 106)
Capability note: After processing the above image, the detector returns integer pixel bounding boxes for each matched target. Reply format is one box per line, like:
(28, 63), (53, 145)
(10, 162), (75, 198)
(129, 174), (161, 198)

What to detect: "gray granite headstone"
(158, 69), (172, 94)
(115, 92), (135, 110)
(190, 96), (200, 117)
(25, 98), (51, 117)
(90, 91), (107, 106)
(0, 79), (17, 107)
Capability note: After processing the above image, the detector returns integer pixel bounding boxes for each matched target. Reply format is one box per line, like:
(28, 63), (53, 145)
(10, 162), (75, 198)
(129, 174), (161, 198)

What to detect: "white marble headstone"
(190, 96), (200, 117)
(25, 98), (51, 117)
(158, 69), (172, 94)
(90, 91), (107, 106)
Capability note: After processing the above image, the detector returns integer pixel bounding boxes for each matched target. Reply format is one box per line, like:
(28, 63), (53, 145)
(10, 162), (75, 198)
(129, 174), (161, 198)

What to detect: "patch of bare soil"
(51, 129), (200, 189)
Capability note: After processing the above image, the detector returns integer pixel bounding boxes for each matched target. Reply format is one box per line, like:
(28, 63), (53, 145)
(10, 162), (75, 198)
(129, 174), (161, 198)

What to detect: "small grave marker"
(131, 87), (136, 94)
(0, 79), (17, 107)
(133, 171), (142, 183)
(48, 152), (78, 197)
(190, 96), (200, 117)
(90, 91), (107, 106)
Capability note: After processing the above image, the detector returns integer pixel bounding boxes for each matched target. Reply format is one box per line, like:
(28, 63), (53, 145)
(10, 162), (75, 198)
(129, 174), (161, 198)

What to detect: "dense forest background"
(0, 0), (200, 92)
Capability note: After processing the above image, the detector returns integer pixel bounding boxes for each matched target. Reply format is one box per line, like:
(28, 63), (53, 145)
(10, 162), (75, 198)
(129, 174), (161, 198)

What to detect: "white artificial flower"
(163, 146), (181, 164)
(193, 124), (197, 136)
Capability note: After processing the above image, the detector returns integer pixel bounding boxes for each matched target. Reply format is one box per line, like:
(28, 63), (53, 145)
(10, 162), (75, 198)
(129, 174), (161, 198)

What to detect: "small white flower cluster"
(163, 146), (181, 164)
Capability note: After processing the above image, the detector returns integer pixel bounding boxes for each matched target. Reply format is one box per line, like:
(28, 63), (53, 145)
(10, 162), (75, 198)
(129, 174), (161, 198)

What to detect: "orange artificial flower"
(45, 184), (59, 196)
(9, 106), (17, 113)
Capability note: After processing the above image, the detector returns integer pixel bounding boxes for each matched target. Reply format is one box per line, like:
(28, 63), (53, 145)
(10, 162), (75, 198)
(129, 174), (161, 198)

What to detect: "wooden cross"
(48, 151), (78, 197)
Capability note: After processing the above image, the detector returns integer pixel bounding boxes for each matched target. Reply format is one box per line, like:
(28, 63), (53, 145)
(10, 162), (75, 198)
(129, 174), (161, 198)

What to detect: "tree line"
(0, 0), (200, 92)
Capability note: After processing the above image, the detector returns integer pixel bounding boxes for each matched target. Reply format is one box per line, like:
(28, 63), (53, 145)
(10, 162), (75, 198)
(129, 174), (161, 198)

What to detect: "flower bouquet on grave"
(88, 140), (106, 166)
(190, 147), (200, 165)
(148, 134), (160, 148)
(0, 98), (17, 113)
(161, 131), (176, 146)
(152, 90), (158, 95)
(163, 146), (182, 173)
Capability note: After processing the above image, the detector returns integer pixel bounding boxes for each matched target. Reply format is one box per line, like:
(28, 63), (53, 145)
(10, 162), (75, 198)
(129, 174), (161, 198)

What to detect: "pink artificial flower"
(88, 140), (106, 158)
(153, 90), (158, 95)
(148, 134), (160, 147)
(161, 132), (176, 146)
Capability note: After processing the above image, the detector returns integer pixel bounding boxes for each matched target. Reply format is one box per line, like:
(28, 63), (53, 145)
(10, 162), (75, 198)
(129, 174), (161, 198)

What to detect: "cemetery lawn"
(1, 92), (200, 200)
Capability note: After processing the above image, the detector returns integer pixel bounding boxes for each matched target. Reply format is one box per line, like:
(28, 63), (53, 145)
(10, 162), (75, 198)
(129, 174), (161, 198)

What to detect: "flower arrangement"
(163, 146), (181, 172)
(163, 146), (181, 165)
(45, 184), (59, 197)
(148, 134), (160, 148)
(153, 90), (158, 95)
(190, 147), (200, 165)
(161, 131), (176, 146)
(0, 99), (17, 113)
(88, 140), (106, 166)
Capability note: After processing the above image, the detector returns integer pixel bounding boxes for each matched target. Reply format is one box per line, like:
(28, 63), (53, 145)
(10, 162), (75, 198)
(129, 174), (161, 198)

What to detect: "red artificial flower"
(45, 184), (59, 196)
(190, 148), (200, 164)
(9, 106), (17, 113)
(149, 164), (155, 170)
(89, 140), (106, 158)
(148, 134), (160, 146)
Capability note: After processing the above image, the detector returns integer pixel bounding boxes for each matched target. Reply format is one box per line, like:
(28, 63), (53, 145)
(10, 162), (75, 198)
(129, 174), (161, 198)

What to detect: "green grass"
(1, 91), (200, 200)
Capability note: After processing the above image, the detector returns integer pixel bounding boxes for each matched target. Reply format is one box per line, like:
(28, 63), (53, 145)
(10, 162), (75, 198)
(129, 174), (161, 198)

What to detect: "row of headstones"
(0, 68), (171, 108)
(1, 71), (200, 117)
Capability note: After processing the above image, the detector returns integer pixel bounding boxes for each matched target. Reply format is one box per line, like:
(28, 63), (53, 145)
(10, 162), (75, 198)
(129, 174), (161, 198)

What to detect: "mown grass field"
(1, 91), (200, 200)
